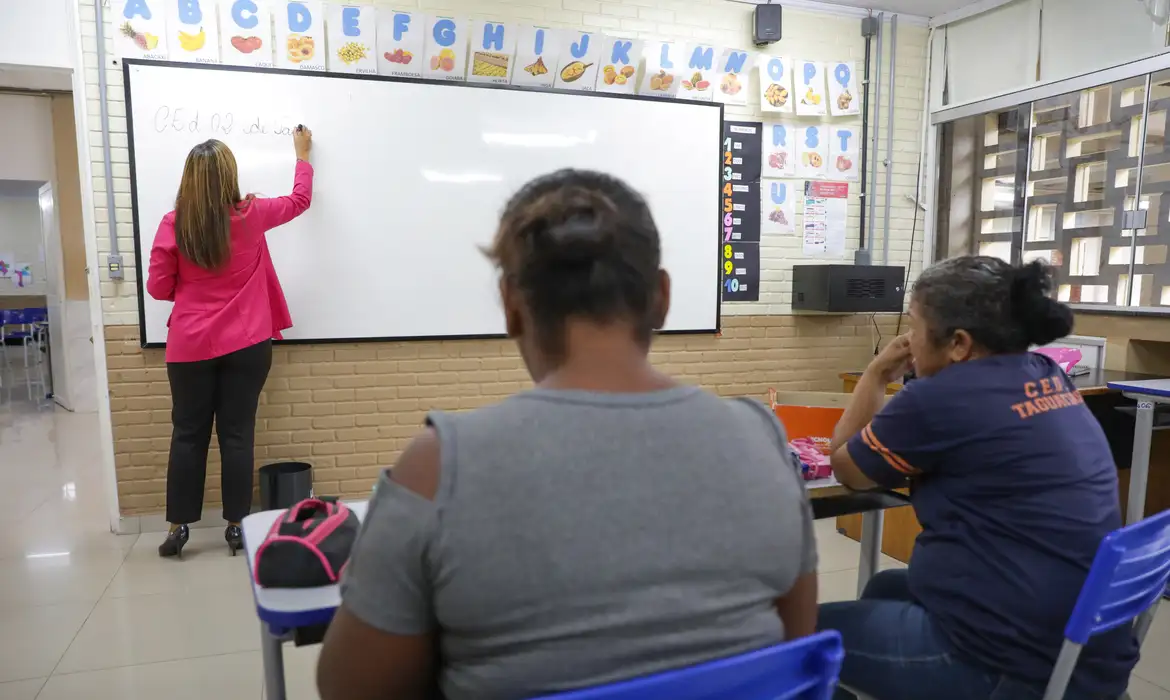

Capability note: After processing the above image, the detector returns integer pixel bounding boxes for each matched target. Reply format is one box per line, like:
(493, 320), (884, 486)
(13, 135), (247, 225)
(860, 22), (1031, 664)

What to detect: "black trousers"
(165, 340), (272, 524)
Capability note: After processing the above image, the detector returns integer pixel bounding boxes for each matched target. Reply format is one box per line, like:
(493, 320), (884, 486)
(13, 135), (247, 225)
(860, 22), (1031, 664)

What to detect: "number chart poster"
(722, 121), (762, 302)
(723, 242), (760, 303)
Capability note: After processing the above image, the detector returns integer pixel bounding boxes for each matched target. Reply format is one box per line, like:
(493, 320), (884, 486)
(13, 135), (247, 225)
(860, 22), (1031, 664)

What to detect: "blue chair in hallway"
(532, 630), (844, 700)
(0, 308), (33, 368)
(1043, 508), (1170, 700)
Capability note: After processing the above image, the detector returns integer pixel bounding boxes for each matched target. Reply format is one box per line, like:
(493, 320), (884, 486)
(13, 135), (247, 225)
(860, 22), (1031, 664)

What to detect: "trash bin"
(258, 461), (313, 511)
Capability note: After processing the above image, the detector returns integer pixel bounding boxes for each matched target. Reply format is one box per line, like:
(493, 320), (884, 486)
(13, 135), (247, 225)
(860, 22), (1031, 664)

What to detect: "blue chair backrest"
(0, 309), (27, 326)
(23, 308), (47, 324)
(531, 631), (843, 700)
(1064, 508), (1170, 645)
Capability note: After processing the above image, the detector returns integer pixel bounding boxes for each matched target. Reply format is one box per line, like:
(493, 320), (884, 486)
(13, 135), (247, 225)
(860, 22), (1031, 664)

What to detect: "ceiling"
(0, 180), (45, 198)
(815, 0), (976, 17)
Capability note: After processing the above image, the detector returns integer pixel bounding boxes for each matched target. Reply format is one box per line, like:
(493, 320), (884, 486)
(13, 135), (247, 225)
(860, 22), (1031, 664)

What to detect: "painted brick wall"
(77, 0), (929, 517)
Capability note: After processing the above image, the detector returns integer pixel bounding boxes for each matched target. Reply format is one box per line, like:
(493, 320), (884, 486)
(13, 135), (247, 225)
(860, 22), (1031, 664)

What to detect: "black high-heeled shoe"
(158, 525), (190, 559)
(225, 524), (243, 556)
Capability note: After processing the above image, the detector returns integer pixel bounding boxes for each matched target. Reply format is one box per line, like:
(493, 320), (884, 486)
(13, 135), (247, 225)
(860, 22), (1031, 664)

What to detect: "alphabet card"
(113, 0), (169, 60)
(795, 60), (827, 116)
(167, 0), (219, 62)
(677, 44), (718, 101)
(596, 36), (643, 94)
(762, 180), (796, 235)
(758, 55), (793, 113)
(277, 1), (325, 71)
(761, 123), (796, 178)
(220, 0), (273, 67)
(830, 127), (860, 181)
(512, 25), (561, 88)
(555, 31), (601, 91)
(377, 10), (424, 77)
(424, 16), (468, 81)
(639, 41), (684, 98)
(467, 20), (518, 84)
(797, 125), (829, 179)
(714, 48), (752, 106)
(327, 5), (377, 74)
(828, 61), (860, 116)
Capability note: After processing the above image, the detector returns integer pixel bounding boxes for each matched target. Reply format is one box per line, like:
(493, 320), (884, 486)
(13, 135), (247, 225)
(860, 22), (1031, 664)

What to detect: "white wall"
(0, 195), (46, 296)
(0, 95), (55, 183)
(0, 0), (74, 70)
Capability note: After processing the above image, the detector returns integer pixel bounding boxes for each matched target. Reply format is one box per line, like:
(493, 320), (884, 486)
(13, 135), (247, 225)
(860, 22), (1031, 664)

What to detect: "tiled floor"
(0, 399), (1168, 699)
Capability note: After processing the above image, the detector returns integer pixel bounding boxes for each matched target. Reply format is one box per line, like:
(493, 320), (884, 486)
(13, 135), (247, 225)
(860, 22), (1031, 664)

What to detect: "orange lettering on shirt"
(1024, 401), (1040, 417)
(1051, 375), (1065, 392)
(1039, 378), (1053, 395)
(1025, 382), (1039, 398)
(1011, 403), (1028, 418)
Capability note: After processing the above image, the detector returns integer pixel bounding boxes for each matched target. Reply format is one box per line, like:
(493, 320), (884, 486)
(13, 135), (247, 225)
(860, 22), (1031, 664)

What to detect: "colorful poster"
(595, 37), (643, 93)
(722, 121), (762, 245)
(828, 61), (860, 116)
(761, 122), (796, 178)
(166, 0), (219, 63)
(113, 0), (169, 60)
(758, 55), (793, 113)
(830, 127), (860, 181)
(220, 0), (273, 68)
(376, 10), (424, 77)
(467, 20), (518, 84)
(723, 242), (760, 302)
(762, 180), (796, 235)
(677, 43), (718, 101)
(713, 48), (752, 105)
(327, 5), (377, 74)
(277, 1), (325, 71)
(12, 263), (32, 289)
(0, 253), (12, 278)
(803, 181), (849, 256)
(638, 41), (684, 98)
(423, 16), (468, 81)
(512, 25), (560, 88)
(797, 125), (828, 179)
(555, 31), (601, 91)
(795, 60), (827, 116)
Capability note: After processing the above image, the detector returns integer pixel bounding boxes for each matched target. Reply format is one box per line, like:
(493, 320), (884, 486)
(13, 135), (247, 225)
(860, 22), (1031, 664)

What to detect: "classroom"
(2, 0), (1170, 698)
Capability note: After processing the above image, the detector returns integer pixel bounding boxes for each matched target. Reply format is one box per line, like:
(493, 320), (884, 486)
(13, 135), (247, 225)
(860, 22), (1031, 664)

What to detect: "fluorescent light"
(421, 170), (503, 184)
(482, 131), (598, 148)
(26, 551), (70, 559)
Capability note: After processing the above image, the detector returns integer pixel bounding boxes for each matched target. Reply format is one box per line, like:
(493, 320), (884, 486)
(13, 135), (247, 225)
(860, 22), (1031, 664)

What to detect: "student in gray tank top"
(317, 170), (819, 700)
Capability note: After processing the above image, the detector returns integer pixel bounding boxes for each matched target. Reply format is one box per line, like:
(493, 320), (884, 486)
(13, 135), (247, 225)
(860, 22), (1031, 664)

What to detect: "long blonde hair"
(173, 139), (244, 270)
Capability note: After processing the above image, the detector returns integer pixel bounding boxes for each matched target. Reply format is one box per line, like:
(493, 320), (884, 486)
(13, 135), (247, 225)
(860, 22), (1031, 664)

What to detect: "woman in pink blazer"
(147, 128), (313, 558)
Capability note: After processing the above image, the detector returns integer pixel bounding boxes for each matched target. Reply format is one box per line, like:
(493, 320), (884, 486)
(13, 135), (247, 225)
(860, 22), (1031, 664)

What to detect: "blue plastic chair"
(1042, 509), (1170, 700)
(531, 631), (844, 700)
(0, 309), (32, 368)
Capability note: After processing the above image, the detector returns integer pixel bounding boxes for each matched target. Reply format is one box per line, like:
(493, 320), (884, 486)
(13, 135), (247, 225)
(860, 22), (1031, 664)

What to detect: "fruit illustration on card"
(720, 72), (742, 96)
(803, 152), (823, 168)
(472, 52), (509, 78)
(231, 35), (263, 54)
(430, 48), (456, 72)
(286, 35), (315, 63)
(836, 155), (853, 172)
(802, 87), (822, 106)
(682, 71), (710, 92)
(837, 89), (853, 110)
(178, 28), (206, 52)
(524, 56), (548, 76)
(559, 61), (592, 83)
(768, 209), (789, 226)
(337, 42), (369, 66)
(648, 70), (674, 91)
(601, 64), (634, 86)
(384, 49), (413, 65)
(765, 83), (789, 107)
(768, 151), (788, 171)
(121, 22), (159, 50)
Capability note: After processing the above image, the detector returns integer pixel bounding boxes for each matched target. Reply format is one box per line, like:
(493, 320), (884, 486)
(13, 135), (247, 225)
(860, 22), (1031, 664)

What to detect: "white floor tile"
(1135, 607), (1170, 691)
(814, 520), (863, 573)
(0, 549), (125, 610)
(0, 678), (46, 700)
(105, 528), (252, 599)
(0, 602), (94, 683)
(37, 652), (263, 700)
(818, 568), (860, 604)
(1128, 675), (1170, 700)
(265, 644), (321, 700)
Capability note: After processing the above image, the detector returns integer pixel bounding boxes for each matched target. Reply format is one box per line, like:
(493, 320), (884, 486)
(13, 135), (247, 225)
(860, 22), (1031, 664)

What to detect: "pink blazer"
(147, 160), (314, 363)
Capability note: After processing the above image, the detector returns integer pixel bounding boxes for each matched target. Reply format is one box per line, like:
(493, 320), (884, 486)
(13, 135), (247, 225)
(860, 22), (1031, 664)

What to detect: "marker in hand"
(294, 124), (313, 162)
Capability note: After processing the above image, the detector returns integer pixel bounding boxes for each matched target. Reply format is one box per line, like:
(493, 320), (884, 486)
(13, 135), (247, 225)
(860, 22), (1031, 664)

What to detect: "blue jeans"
(817, 570), (1054, 700)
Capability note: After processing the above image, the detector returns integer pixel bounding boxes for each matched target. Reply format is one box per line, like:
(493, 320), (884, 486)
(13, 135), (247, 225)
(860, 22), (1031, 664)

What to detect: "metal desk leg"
(857, 510), (884, 598)
(260, 622), (287, 700)
(1128, 400), (1155, 525)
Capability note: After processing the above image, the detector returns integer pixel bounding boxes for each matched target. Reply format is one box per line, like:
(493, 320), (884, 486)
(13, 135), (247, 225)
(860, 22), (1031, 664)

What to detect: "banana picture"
(178, 27), (206, 52)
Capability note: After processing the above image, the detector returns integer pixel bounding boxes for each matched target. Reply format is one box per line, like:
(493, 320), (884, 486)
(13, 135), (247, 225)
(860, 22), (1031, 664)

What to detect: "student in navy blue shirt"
(819, 256), (1139, 700)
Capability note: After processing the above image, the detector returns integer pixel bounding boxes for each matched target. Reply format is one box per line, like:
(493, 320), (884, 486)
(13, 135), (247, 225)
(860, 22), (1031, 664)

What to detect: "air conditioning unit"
(791, 264), (906, 313)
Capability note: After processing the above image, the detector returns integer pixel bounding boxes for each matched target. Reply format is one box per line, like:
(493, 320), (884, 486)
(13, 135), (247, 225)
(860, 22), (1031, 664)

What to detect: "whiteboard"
(124, 61), (722, 346)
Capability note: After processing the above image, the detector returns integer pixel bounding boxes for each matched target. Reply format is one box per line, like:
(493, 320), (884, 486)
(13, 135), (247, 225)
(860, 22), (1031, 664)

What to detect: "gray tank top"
(341, 385), (817, 700)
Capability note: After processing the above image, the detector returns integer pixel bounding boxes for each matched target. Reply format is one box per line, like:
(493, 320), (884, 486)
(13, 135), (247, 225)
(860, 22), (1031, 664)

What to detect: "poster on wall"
(722, 121), (762, 244)
(803, 181), (848, 256)
(596, 37), (643, 94)
(467, 20), (519, 84)
(723, 242), (760, 302)
(758, 55), (793, 113)
(762, 180), (796, 235)
(113, 0), (170, 60)
(830, 127), (860, 181)
(0, 253), (12, 278)
(220, 1), (274, 68)
(424, 16), (468, 81)
(376, 9), (424, 77)
(761, 122), (795, 178)
(166, 0), (220, 63)
(797, 125), (828, 179)
(713, 48), (752, 105)
(512, 25), (561, 88)
(276, 1), (326, 71)
(555, 31), (601, 90)
(639, 41), (684, 98)
(795, 60), (827, 116)
(677, 43), (718, 101)
(327, 5), (378, 74)
(828, 61), (861, 116)
(11, 263), (32, 289)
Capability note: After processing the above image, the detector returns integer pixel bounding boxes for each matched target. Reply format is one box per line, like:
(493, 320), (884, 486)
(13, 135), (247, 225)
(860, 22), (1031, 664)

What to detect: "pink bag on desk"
(1033, 347), (1082, 374)
(789, 437), (834, 481)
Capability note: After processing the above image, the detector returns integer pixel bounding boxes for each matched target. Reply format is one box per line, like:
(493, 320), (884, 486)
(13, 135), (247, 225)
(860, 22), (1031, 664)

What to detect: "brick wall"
(76, 0), (929, 518)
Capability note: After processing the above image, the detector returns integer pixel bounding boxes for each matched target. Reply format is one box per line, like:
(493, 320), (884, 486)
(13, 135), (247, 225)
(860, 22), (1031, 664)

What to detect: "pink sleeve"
(147, 214), (178, 302)
(250, 160), (314, 231)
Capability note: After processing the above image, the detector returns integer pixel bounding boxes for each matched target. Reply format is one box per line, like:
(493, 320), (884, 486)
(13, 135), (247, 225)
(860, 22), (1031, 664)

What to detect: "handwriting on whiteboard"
(153, 107), (300, 138)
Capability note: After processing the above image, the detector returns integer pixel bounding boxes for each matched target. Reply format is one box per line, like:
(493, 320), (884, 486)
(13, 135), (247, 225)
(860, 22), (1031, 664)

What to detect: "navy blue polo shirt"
(847, 353), (1139, 697)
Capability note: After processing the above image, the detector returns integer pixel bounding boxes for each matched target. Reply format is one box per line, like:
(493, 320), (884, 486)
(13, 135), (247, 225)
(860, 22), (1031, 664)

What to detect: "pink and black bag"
(254, 498), (360, 588)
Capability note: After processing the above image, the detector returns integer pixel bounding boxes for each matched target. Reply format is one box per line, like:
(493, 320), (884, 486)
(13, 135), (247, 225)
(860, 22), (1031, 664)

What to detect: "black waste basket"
(259, 461), (313, 511)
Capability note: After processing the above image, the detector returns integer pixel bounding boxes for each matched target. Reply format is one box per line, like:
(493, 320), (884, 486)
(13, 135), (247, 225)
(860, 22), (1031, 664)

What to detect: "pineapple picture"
(120, 21), (159, 51)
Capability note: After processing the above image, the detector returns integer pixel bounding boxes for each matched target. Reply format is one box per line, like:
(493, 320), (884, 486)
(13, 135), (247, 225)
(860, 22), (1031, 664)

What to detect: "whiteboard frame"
(123, 59), (725, 348)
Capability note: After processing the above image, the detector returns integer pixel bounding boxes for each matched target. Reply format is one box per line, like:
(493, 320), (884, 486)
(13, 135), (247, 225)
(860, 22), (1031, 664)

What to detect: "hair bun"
(1009, 260), (1074, 346)
(524, 187), (618, 267)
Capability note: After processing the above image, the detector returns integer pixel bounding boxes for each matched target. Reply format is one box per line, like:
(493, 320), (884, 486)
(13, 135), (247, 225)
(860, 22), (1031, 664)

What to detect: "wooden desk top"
(839, 369), (1162, 396)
